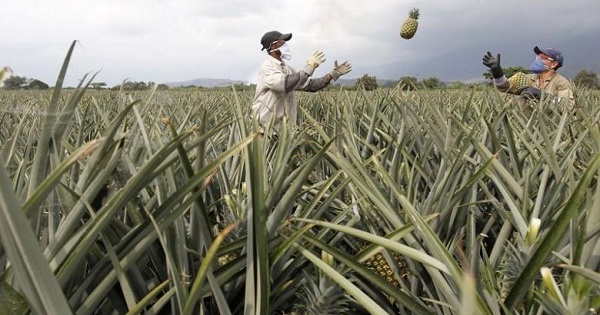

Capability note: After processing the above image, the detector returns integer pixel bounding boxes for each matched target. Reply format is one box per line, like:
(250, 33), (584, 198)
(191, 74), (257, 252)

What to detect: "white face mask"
(273, 43), (292, 60)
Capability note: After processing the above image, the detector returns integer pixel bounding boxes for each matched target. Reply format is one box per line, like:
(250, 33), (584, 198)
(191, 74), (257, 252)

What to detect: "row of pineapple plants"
(1, 41), (600, 314)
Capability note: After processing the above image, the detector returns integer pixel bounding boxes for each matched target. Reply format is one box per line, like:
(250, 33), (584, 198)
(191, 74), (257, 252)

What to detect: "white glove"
(303, 51), (326, 76)
(329, 60), (352, 81)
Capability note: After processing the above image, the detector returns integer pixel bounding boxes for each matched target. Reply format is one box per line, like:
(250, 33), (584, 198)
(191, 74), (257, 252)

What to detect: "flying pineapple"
(400, 8), (420, 39)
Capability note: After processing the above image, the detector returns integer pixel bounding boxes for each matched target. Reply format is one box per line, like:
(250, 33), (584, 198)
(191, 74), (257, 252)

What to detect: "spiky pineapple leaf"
(504, 151), (600, 309)
(0, 158), (73, 315)
(558, 264), (600, 284)
(0, 280), (28, 315)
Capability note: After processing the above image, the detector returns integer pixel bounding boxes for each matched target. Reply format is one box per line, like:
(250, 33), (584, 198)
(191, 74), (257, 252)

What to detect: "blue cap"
(534, 46), (563, 68)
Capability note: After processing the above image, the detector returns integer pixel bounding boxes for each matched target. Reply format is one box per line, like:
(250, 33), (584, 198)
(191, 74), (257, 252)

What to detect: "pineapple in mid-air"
(400, 8), (420, 39)
(508, 72), (531, 91)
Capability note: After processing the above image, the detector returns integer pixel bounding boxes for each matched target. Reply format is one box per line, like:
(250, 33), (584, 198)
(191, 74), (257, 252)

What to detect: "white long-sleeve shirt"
(251, 55), (331, 132)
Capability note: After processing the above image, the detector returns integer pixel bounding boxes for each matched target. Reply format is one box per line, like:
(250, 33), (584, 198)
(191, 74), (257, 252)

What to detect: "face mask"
(530, 58), (549, 74)
(273, 43), (292, 60)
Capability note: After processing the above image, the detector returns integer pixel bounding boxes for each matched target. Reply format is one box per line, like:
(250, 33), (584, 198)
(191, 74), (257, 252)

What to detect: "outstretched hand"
(482, 51), (501, 69)
(303, 51), (326, 76)
(329, 60), (352, 81)
(307, 51), (326, 69)
(482, 51), (504, 79)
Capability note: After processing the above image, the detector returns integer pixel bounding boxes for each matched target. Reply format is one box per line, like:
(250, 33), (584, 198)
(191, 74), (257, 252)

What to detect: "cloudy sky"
(1, 0), (599, 87)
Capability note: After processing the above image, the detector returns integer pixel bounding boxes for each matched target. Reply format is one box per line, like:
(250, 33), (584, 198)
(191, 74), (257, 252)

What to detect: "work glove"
(482, 51), (504, 79)
(304, 51), (326, 76)
(520, 87), (544, 101)
(329, 60), (352, 81)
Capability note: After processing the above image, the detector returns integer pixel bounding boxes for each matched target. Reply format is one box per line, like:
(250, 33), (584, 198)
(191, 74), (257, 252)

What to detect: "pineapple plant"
(508, 72), (531, 91)
(3, 39), (600, 315)
(400, 8), (420, 39)
(293, 270), (352, 315)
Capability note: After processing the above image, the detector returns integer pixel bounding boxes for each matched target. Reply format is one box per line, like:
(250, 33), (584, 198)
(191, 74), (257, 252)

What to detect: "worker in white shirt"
(251, 30), (352, 134)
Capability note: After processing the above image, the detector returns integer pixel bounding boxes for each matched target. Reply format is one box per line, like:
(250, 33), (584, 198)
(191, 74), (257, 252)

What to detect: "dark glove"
(482, 51), (504, 79)
(520, 87), (543, 100)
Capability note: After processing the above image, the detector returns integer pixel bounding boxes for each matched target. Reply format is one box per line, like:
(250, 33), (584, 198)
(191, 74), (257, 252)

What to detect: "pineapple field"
(2, 45), (600, 315)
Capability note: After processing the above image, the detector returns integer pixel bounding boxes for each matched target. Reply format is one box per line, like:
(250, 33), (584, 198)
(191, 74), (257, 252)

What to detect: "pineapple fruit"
(508, 72), (531, 92)
(400, 8), (420, 39)
(364, 252), (409, 288)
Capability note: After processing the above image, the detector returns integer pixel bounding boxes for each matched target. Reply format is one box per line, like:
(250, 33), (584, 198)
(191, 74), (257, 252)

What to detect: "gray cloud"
(1, 0), (599, 87)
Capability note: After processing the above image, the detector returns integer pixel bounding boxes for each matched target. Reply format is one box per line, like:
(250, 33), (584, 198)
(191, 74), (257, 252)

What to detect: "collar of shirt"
(267, 55), (288, 74)
(533, 72), (557, 83)
(267, 55), (284, 65)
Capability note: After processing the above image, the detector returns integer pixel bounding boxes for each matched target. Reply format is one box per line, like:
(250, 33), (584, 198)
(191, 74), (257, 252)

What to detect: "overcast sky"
(1, 0), (599, 87)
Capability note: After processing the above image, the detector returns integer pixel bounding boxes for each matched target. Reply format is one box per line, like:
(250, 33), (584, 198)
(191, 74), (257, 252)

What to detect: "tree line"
(2, 69), (599, 91)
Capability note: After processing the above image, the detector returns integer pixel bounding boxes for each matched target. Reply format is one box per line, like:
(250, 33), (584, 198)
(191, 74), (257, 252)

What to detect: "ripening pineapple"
(400, 8), (420, 39)
(363, 252), (409, 288)
(508, 72), (531, 91)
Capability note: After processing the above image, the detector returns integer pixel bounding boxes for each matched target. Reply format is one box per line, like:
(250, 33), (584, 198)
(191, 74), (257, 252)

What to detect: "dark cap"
(534, 46), (564, 68)
(260, 31), (292, 51)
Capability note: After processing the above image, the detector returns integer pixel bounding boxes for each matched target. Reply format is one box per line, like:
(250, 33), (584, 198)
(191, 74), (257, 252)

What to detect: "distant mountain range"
(163, 76), (404, 88)
(163, 77), (399, 88)
(163, 78), (247, 88)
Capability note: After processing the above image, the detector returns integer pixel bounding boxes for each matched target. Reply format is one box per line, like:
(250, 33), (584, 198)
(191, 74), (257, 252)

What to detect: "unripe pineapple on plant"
(400, 8), (420, 39)
(363, 252), (409, 288)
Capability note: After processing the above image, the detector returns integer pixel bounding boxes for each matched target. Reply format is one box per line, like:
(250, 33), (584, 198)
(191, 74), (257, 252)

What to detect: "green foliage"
(293, 270), (351, 314)
(90, 82), (107, 89)
(421, 77), (444, 89)
(1, 75), (27, 89)
(1, 76), (49, 90)
(0, 280), (28, 314)
(573, 69), (599, 89)
(111, 80), (155, 90)
(27, 79), (49, 90)
(2, 82), (600, 315)
(2, 41), (600, 315)
(229, 83), (254, 91)
(397, 76), (417, 90)
(356, 74), (378, 91)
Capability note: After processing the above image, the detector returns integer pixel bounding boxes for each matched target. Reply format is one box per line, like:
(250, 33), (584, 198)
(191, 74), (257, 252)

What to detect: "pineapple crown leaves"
(408, 8), (420, 19)
(294, 270), (351, 315)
